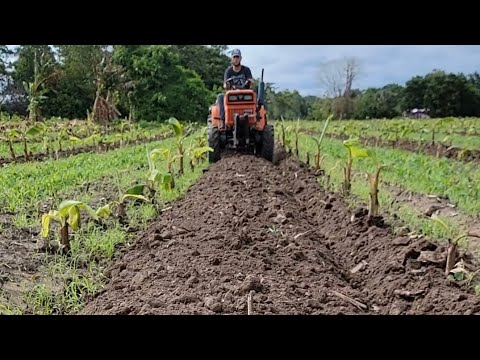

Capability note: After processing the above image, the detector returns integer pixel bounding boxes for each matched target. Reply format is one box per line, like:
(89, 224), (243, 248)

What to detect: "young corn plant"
(41, 200), (101, 254)
(342, 138), (369, 195)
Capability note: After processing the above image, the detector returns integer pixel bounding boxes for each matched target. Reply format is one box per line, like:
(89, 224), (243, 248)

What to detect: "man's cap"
(231, 48), (241, 57)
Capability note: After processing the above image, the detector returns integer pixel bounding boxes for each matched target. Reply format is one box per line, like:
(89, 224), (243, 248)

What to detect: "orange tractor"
(207, 68), (274, 163)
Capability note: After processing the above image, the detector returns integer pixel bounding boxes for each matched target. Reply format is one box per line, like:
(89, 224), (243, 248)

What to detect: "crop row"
(0, 118), (212, 314)
(298, 118), (480, 150)
(276, 118), (480, 273)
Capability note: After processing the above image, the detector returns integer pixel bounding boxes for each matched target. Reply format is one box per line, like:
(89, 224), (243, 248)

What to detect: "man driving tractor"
(217, 48), (255, 121)
(207, 47), (273, 164)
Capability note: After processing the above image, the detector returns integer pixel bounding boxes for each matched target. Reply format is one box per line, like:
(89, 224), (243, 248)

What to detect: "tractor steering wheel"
(225, 77), (250, 90)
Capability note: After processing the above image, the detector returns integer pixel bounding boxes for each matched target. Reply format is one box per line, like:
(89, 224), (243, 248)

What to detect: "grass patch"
(11, 128), (209, 314)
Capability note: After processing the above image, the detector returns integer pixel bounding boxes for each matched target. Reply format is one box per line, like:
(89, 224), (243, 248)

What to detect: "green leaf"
(167, 117), (184, 138)
(148, 169), (160, 183)
(193, 146), (213, 157)
(350, 146), (369, 158)
(8, 130), (19, 138)
(161, 173), (173, 191)
(67, 206), (80, 231)
(41, 213), (52, 238)
(431, 214), (450, 234)
(26, 125), (43, 137)
(125, 184), (147, 195)
(96, 204), (112, 219)
(121, 194), (149, 203)
(151, 148), (170, 161)
(58, 200), (84, 217)
(147, 148), (156, 174)
(58, 200), (99, 221)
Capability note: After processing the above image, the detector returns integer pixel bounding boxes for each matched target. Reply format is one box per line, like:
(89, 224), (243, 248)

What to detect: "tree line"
(1, 47), (480, 122)
(0, 45), (230, 122)
(265, 57), (480, 120)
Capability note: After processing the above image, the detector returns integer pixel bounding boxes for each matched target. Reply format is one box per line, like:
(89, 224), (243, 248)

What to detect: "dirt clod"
(79, 154), (480, 315)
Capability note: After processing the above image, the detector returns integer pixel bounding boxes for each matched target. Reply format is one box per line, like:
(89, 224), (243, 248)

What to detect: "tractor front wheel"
(208, 125), (221, 163)
(260, 124), (274, 162)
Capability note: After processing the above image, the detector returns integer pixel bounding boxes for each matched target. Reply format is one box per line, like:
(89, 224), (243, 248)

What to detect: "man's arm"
(244, 66), (255, 87)
(223, 67), (231, 89)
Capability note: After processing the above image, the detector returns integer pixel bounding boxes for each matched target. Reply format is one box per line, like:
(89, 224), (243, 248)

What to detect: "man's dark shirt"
(224, 65), (253, 87)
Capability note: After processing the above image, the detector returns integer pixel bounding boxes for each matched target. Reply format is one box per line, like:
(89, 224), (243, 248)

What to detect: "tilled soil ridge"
(81, 153), (480, 315)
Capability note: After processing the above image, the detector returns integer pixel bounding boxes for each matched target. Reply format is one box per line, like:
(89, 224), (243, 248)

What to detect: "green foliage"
(5, 45), (480, 121)
(113, 45), (213, 122)
(2, 45), (228, 122)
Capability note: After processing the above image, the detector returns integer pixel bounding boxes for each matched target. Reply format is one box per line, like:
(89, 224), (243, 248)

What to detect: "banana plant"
(193, 127), (209, 162)
(279, 117), (294, 153)
(311, 114), (332, 171)
(430, 215), (480, 277)
(111, 178), (150, 223)
(342, 138), (369, 195)
(17, 123), (45, 161)
(41, 200), (100, 253)
(0, 129), (18, 159)
(41, 131), (54, 157)
(185, 144), (213, 172)
(150, 147), (180, 190)
(68, 135), (83, 152)
(279, 116), (291, 150)
(167, 117), (187, 175)
(363, 151), (389, 220)
(85, 132), (103, 151)
(293, 118), (301, 157)
(146, 148), (174, 199)
(55, 127), (70, 152)
(430, 118), (455, 146)
(23, 50), (59, 122)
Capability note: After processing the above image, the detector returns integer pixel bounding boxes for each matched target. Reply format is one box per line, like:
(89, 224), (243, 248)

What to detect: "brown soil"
(0, 217), (43, 308)
(385, 183), (480, 255)
(80, 151), (480, 315)
(0, 173), (130, 310)
(0, 133), (170, 166)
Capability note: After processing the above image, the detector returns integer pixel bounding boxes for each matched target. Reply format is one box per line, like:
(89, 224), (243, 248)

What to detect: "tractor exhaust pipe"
(257, 68), (265, 109)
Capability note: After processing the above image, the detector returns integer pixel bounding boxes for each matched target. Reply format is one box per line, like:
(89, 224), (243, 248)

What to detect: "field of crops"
(1, 116), (480, 315)
(0, 117), (210, 314)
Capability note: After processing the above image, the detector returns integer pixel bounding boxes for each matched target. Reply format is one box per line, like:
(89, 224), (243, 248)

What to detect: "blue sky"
(227, 45), (480, 96)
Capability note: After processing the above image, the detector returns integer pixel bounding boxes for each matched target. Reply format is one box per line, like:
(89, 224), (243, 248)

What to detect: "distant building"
(403, 108), (430, 119)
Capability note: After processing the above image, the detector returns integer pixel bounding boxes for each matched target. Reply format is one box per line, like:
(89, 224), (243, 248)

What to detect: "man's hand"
(224, 82), (231, 90)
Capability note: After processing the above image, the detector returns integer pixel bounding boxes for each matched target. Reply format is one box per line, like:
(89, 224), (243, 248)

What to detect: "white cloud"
(227, 45), (480, 96)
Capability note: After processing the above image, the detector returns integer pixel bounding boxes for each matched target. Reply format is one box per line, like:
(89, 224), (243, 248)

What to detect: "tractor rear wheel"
(260, 124), (274, 162)
(208, 124), (221, 163)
